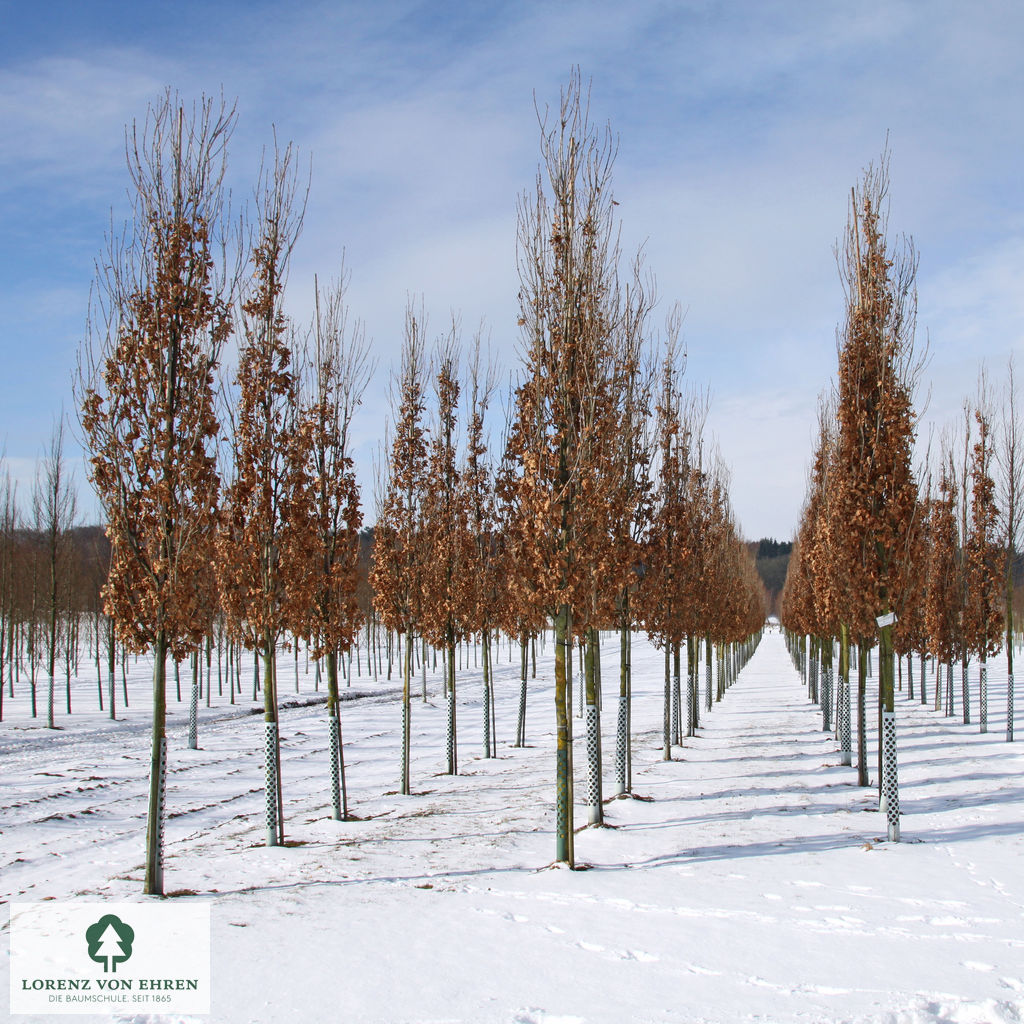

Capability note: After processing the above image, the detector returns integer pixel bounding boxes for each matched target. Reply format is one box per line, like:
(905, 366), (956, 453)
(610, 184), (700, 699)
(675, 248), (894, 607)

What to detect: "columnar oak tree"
(505, 71), (630, 863)
(924, 458), (961, 717)
(963, 406), (1005, 734)
(371, 307), (429, 795)
(609, 292), (657, 795)
(834, 154), (920, 840)
(0, 462), (17, 724)
(32, 420), (77, 729)
(997, 357), (1024, 740)
(304, 271), (371, 818)
(460, 336), (501, 758)
(419, 331), (470, 776)
(216, 142), (317, 847)
(636, 339), (691, 757)
(78, 92), (235, 893)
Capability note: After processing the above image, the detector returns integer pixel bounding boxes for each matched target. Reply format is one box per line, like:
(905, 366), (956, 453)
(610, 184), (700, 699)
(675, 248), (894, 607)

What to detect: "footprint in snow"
(623, 950), (658, 963)
(686, 964), (723, 977)
(513, 1011), (584, 1024)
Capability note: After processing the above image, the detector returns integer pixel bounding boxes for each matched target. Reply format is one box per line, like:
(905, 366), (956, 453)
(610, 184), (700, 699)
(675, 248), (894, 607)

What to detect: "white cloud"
(2, 0), (1023, 539)
(0, 53), (175, 194)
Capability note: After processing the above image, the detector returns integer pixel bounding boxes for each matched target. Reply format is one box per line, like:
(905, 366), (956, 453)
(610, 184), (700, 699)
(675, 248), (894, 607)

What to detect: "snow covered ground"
(3, 628), (1024, 1023)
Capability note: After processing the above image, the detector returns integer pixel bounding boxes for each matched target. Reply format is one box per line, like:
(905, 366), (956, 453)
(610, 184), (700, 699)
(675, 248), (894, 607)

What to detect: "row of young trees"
(0, 443), (96, 728)
(371, 74), (766, 867)
(63, 76), (766, 891)
(76, 95), (369, 892)
(780, 152), (1021, 842)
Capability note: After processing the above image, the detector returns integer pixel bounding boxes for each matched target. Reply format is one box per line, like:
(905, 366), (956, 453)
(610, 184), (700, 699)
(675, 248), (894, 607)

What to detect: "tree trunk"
(821, 637), (833, 733)
(401, 633), (412, 795)
(585, 626), (602, 825)
(857, 638), (869, 786)
(705, 632), (713, 714)
(670, 640), (680, 745)
(961, 655), (971, 725)
(553, 604), (574, 866)
(481, 631), (491, 757)
(144, 629), (168, 895)
(326, 648), (348, 820)
(263, 632), (283, 846)
(878, 618), (900, 842)
(686, 633), (698, 736)
(662, 643), (671, 760)
(1007, 570), (1015, 742)
(516, 634), (528, 747)
(445, 628), (457, 775)
(188, 648), (199, 750)
(979, 656), (988, 734)
(614, 615), (631, 796)
(483, 630), (495, 757)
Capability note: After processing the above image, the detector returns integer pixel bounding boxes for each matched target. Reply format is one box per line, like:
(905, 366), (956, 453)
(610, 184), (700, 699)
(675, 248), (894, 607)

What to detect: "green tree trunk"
(483, 630), (495, 758)
(857, 638), (869, 786)
(614, 616), (631, 796)
(554, 604), (574, 865)
(662, 643), (671, 760)
(705, 633), (713, 714)
(144, 629), (168, 895)
(670, 641), (680, 745)
(108, 619), (116, 720)
(516, 634), (528, 747)
(686, 633), (697, 736)
(961, 654), (971, 725)
(263, 633), (283, 846)
(1007, 572), (1015, 742)
(401, 633), (412, 795)
(980, 656), (988, 734)
(446, 629), (457, 775)
(821, 637), (833, 733)
(188, 648), (199, 750)
(585, 626), (602, 825)
(878, 617), (900, 841)
(326, 649), (348, 820)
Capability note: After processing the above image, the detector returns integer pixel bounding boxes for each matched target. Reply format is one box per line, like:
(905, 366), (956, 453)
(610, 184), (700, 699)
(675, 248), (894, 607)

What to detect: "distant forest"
(748, 538), (792, 613)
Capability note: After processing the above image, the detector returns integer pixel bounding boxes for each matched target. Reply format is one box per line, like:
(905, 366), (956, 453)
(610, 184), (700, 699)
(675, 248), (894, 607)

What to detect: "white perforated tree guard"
(188, 677), (199, 750)
(586, 704), (602, 824)
(264, 721), (279, 846)
(881, 709), (900, 842)
(328, 714), (342, 820)
(839, 675), (852, 767)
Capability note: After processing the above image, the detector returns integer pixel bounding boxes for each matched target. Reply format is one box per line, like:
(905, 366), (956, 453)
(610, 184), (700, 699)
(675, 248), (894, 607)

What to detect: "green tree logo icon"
(85, 914), (135, 973)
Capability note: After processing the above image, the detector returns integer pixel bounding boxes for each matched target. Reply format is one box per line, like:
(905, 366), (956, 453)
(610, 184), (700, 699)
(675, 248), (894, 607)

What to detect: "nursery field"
(3, 628), (1024, 1023)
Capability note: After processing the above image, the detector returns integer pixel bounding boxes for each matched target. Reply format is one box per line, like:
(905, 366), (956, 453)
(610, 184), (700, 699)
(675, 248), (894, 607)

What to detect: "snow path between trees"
(3, 629), (1024, 1023)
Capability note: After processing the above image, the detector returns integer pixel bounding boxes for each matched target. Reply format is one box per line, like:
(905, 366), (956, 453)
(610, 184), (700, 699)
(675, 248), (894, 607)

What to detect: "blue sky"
(2, 0), (1022, 539)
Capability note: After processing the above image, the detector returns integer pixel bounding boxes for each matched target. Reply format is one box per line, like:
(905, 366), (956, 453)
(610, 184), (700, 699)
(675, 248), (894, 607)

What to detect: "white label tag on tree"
(876, 612), (897, 628)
